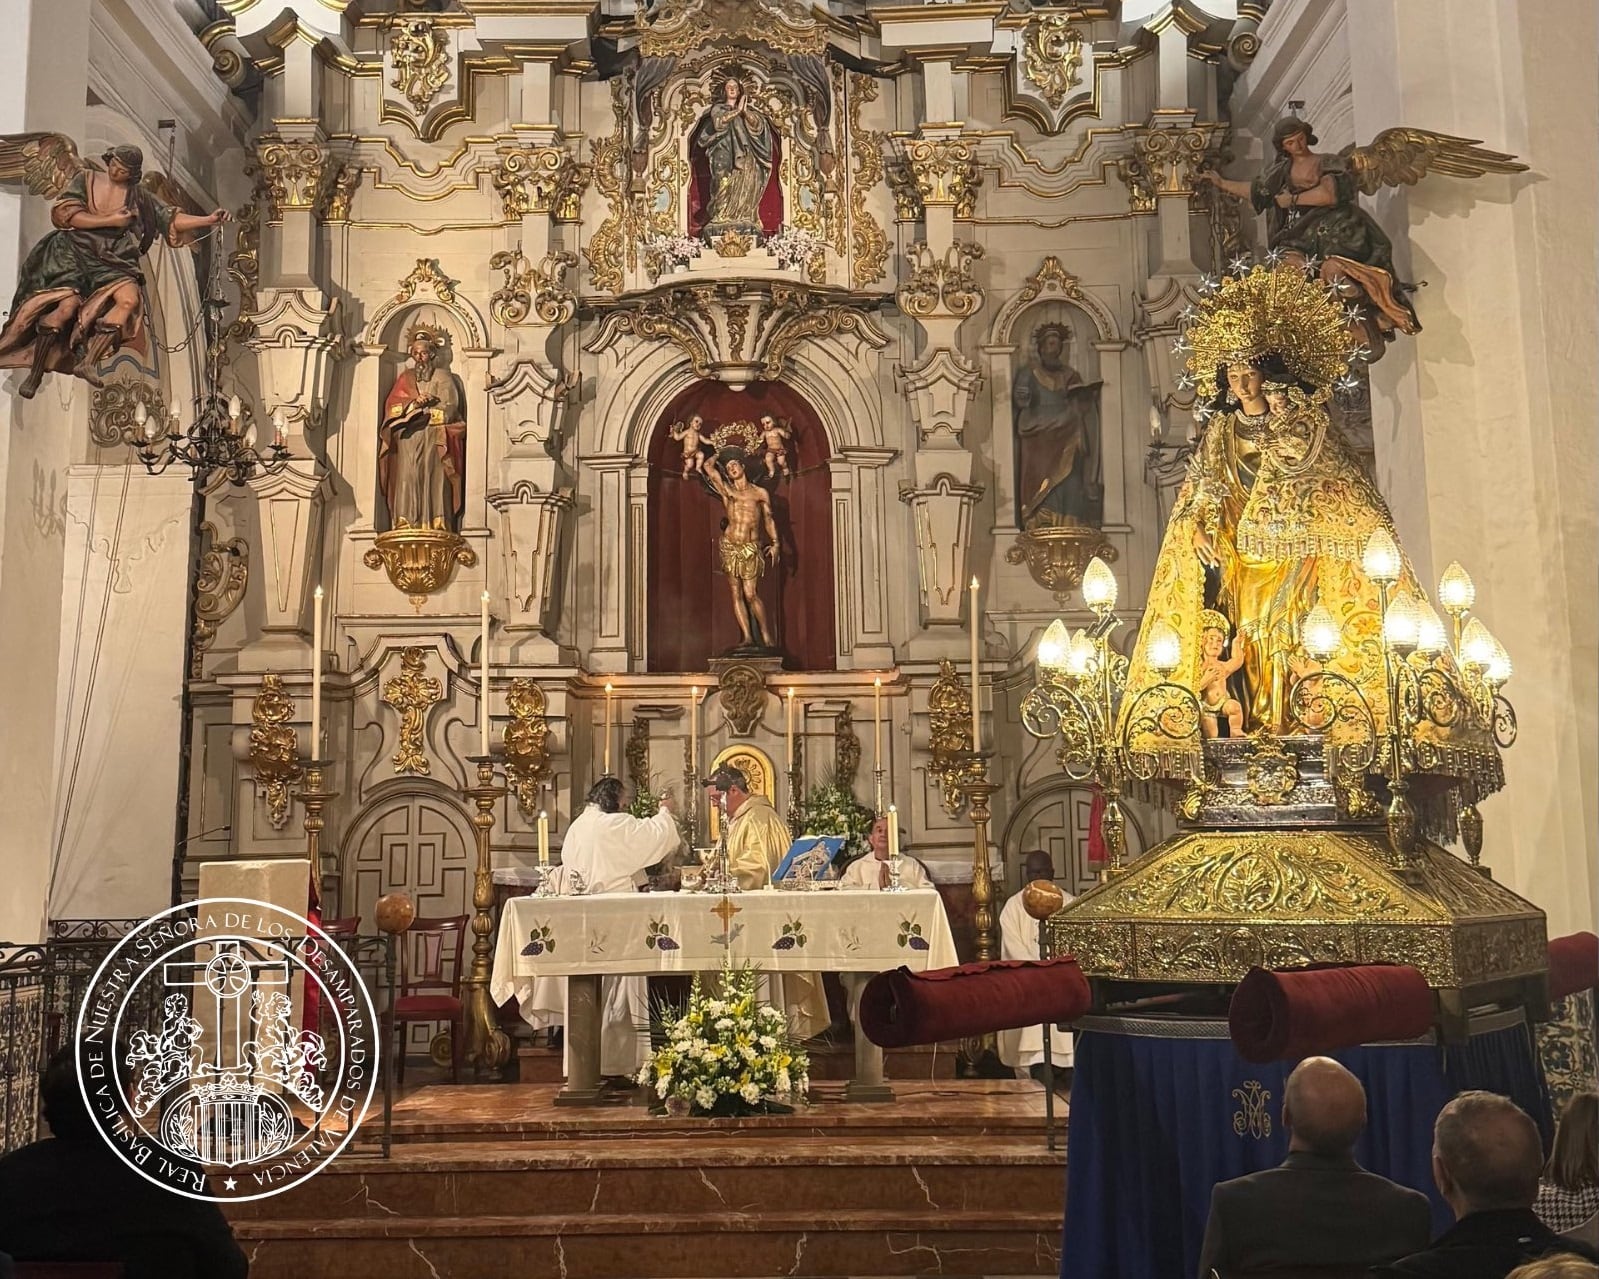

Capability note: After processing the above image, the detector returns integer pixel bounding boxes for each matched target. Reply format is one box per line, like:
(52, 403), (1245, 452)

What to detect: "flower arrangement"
(638, 963), (809, 1117)
(766, 225), (825, 275)
(641, 232), (702, 279)
(799, 768), (875, 867)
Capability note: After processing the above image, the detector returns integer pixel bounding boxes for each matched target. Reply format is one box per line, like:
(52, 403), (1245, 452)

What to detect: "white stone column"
(582, 454), (635, 673)
(837, 447), (898, 668)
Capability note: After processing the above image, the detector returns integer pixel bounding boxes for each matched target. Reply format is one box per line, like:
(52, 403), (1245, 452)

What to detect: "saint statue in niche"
(1012, 320), (1104, 528)
(690, 73), (776, 239)
(377, 322), (467, 533)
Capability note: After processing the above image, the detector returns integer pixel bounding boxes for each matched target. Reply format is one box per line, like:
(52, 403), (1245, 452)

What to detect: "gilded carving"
(253, 134), (328, 217)
(1243, 732), (1299, 806)
(1135, 125), (1218, 198)
(389, 17), (451, 115)
(928, 659), (975, 818)
(363, 518), (478, 613)
(226, 180), (264, 342)
(382, 647), (441, 777)
(89, 378), (165, 449)
(1006, 517), (1119, 603)
(626, 717), (650, 793)
(847, 74), (890, 287)
(906, 137), (981, 218)
(502, 678), (552, 815)
(1021, 12), (1084, 108)
(192, 522), (248, 678)
(885, 155), (923, 223)
(1114, 153), (1156, 214)
(489, 245), (577, 327)
(718, 663), (767, 737)
(319, 164), (359, 223)
(897, 241), (984, 319)
(393, 257), (459, 309)
(834, 704), (861, 790)
(248, 674), (303, 831)
(639, 0), (826, 58)
(492, 145), (586, 222)
(585, 86), (631, 294)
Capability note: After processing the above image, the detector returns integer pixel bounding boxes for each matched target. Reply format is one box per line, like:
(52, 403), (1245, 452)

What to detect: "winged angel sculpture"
(0, 135), (227, 397)
(1199, 114), (1526, 358)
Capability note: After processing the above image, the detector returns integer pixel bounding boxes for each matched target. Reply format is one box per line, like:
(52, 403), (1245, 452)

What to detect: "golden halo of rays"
(1184, 265), (1352, 402)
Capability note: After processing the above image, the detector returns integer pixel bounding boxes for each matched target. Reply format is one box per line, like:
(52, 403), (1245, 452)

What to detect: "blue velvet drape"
(1060, 1011), (1550, 1279)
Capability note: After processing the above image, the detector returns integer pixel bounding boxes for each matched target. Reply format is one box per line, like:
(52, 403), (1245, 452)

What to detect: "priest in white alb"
(996, 849), (1075, 1080)
(839, 814), (936, 1026)
(557, 776), (683, 1082)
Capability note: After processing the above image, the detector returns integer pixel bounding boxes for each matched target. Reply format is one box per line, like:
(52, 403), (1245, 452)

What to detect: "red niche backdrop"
(646, 381), (836, 672)
(688, 134), (784, 240)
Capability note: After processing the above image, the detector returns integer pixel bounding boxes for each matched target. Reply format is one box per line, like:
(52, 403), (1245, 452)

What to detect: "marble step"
(230, 1207), (1066, 1279)
(376, 1080), (1055, 1145)
(516, 1037), (961, 1082)
(229, 1135), (1066, 1222)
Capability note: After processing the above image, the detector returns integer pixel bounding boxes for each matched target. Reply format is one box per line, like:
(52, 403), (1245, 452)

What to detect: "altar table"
(489, 887), (958, 1105)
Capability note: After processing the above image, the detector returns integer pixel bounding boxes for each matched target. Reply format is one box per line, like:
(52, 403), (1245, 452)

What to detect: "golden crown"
(1183, 265), (1352, 401)
(1199, 608), (1232, 636)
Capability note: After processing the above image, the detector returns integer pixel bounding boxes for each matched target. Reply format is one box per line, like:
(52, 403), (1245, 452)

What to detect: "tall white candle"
(603, 683), (614, 774)
(537, 810), (549, 866)
(310, 585), (323, 758)
(690, 685), (700, 782)
(480, 591), (491, 758)
(873, 677), (883, 775)
(969, 576), (982, 753)
(786, 687), (796, 771)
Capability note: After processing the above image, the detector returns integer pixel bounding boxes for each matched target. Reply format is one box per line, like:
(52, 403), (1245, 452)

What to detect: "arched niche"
(1000, 780), (1150, 899)
(644, 379), (837, 672)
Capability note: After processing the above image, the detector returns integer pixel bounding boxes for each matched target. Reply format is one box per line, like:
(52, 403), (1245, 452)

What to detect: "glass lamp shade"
(1081, 557), (1119, 612)
(1486, 635), (1512, 686)
(1065, 631), (1098, 679)
(1302, 604), (1342, 661)
(1362, 528), (1402, 585)
(1146, 620), (1183, 676)
(1037, 619), (1071, 674)
(1416, 601), (1448, 656)
(1461, 617), (1496, 669)
(1438, 560), (1476, 614)
(1384, 593), (1421, 653)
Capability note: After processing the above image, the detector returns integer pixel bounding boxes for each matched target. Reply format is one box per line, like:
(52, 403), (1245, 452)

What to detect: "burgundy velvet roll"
(1548, 933), (1599, 1002)
(858, 957), (1091, 1050)
(1228, 964), (1435, 1064)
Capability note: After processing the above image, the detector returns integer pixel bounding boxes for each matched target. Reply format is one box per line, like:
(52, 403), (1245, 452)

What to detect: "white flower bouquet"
(765, 226), (825, 274)
(638, 962), (810, 1117)
(641, 232), (702, 279)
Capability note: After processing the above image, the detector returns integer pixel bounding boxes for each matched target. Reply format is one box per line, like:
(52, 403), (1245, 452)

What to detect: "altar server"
(703, 765), (829, 1041)
(996, 850), (1075, 1078)
(839, 815), (933, 891)
(560, 776), (683, 1079)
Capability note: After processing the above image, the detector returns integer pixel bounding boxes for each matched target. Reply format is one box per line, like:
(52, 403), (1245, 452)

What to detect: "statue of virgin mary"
(691, 73), (775, 238)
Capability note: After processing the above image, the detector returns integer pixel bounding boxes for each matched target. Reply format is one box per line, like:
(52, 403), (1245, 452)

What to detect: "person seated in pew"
(838, 815), (933, 891)
(996, 850), (1075, 1083)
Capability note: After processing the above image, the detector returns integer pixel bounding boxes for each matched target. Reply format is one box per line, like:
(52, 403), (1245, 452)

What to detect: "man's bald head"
(1433, 1091), (1544, 1214)
(1023, 850), (1056, 883)
(1283, 1057), (1367, 1156)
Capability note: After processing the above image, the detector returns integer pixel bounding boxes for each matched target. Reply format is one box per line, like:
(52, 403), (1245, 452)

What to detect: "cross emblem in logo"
(163, 939), (291, 1073)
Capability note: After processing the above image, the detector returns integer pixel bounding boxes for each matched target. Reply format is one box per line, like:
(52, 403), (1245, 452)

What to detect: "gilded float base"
(1045, 828), (1547, 1002)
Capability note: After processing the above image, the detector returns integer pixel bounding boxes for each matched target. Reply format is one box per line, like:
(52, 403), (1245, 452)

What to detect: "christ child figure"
(670, 414), (709, 477)
(1197, 609), (1247, 739)
(759, 413), (791, 480)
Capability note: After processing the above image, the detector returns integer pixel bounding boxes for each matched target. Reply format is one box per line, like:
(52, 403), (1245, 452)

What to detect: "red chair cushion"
(1548, 932), (1599, 1002)
(1228, 964), (1434, 1064)
(859, 957), (1091, 1050)
(394, 994), (463, 1018)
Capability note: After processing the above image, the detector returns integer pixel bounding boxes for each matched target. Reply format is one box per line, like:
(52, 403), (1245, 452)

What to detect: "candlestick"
(786, 687), (796, 770)
(537, 809), (550, 866)
(969, 576), (982, 753)
(603, 682), (614, 774)
(887, 804), (904, 893)
(463, 756), (510, 1074)
(873, 676), (883, 776)
(690, 685), (701, 841)
(310, 585), (323, 756)
(479, 592), (491, 758)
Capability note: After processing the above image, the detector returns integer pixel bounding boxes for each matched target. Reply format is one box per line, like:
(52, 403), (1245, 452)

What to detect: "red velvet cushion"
(1548, 933), (1599, 1002)
(859, 957), (1091, 1050)
(1228, 964), (1434, 1064)
(394, 994), (462, 1018)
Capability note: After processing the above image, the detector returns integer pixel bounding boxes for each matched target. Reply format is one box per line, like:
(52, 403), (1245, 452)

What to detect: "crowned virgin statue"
(1123, 266), (1420, 750)
(691, 74), (775, 238)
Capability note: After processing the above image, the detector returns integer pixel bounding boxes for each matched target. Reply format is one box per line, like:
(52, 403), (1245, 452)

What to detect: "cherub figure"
(1197, 608), (1247, 739)
(125, 994), (204, 1117)
(758, 413), (791, 480)
(670, 414), (712, 477)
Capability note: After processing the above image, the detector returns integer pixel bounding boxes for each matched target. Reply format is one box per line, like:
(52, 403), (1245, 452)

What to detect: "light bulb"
(1302, 604), (1342, 661)
(1461, 617), (1495, 669)
(1486, 635), (1512, 686)
(1148, 405), (1165, 439)
(1383, 593), (1420, 654)
(228, 394), (242, 420)
(1037, 619), (1070, 673)
(1362, 528), (1401, 585)
(242, 423), (257, 449)
(1081, 557), (1118, 612)
(1065, 630), (1097, 679)
(1415, 600), (1447, 656)
(134, 402), (147, 427)
(1146, 620), (1182, 676)
(1438, 560), (1475, 614)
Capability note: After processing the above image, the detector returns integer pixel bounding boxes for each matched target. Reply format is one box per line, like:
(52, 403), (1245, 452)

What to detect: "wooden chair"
(388, 914), (468, 1084)
(321, 915), (361, 941)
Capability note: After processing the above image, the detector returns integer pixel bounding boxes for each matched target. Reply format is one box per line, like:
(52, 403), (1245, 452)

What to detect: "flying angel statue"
(0, 134), (228, 397)
(1199, 113), (1528, 359)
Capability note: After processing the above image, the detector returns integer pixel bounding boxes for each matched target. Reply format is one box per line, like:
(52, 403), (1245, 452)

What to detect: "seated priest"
(559, 776), (683, 1084)
(996, 849), (1075, 1082)
(839, 815), (933, 891)
(702, 765), (829, 1041)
